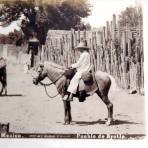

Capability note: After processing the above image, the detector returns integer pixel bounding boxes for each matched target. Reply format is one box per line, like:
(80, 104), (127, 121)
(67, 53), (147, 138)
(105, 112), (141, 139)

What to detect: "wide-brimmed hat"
(75, 40), (89, 50)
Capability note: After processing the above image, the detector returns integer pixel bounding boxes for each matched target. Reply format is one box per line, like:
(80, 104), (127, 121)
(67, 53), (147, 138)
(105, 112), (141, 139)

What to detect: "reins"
(39, 73), (64, 98)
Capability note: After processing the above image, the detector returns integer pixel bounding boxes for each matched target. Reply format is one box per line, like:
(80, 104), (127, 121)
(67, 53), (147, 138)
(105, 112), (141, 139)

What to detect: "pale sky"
(0, 14), (25, 35)
(83, 0), (139, 27)
(0, 0), (142, 34)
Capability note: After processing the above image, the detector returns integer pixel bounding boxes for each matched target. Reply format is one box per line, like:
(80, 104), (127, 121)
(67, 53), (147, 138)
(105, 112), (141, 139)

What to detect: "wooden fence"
(41, 14), (144, 94)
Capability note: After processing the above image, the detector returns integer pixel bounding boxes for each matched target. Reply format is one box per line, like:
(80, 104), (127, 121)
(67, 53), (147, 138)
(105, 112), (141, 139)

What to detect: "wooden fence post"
(42, 9), (143, 93)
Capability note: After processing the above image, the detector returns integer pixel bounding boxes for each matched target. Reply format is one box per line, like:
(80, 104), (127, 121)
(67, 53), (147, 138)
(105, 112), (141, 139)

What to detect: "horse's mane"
(43, 61), (65, 83)
(44, 61), (65, 71)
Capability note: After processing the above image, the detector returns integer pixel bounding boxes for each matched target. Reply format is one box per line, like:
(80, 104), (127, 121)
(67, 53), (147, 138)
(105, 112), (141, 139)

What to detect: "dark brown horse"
(33, 61), (113, 125)
(0, 58), (7, 95)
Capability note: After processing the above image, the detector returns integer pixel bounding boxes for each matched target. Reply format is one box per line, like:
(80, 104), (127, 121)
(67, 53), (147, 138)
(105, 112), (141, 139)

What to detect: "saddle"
(64, 68), (76, 79)
(64, 68), (98, 102)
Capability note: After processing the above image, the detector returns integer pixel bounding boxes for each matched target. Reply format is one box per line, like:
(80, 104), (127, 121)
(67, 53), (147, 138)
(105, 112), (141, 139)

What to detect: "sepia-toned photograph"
(0, 0), (145, 140)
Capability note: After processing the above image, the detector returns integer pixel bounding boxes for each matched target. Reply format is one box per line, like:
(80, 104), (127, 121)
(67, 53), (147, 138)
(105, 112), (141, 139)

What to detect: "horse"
(33, 61), (113, 125)
(0, 58), (7, 95)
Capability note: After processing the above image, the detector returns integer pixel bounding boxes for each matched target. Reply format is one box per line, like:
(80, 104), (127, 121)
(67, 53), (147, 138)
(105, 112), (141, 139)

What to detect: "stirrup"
(62, 95), (68, 101)
(67, 94), (73, 101)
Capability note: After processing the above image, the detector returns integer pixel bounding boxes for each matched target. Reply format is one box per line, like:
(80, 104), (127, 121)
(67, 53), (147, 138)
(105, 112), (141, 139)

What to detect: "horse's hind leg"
(103, 95), (113, 125)
(96, 90), (113, 125)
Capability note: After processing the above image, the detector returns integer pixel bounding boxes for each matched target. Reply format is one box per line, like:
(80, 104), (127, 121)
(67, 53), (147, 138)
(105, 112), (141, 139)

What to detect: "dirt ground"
(0, 63), (146, 136)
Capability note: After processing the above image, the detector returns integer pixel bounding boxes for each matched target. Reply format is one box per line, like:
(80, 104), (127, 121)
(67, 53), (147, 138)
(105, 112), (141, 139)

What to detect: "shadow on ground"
(71, 119), (140, 126)
(0, 94), (23, 97)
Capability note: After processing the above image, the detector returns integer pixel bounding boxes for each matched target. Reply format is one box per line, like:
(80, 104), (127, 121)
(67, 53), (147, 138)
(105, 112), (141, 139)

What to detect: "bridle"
(33, 63), (66, 98)
(38, 73), (64, 98)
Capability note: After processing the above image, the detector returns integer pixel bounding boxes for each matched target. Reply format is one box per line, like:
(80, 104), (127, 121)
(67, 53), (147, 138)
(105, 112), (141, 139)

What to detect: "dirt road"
(0, 63), (145, 136)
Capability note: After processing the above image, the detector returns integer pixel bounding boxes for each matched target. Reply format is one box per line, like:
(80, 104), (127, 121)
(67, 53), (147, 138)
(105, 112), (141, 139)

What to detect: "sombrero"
(75, 40), (89, 50)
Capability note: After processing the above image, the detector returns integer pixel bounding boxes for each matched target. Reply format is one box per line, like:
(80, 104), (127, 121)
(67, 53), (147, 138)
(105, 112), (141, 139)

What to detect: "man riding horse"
(33, 40), (113, 125)
(66, 40), (92, 101)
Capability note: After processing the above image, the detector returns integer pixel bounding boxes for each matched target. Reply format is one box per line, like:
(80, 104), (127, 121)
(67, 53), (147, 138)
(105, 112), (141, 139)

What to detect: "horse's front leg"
(63, 100), (72, 124)
(67, 101), (72, 123)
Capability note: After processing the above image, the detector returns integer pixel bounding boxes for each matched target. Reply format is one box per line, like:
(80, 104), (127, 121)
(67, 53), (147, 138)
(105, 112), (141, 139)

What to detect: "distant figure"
(3, 45), (8, 59)
(27, 33), (39, 68)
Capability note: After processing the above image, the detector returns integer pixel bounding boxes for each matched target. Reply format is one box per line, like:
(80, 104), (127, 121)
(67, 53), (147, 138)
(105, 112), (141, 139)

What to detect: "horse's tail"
(95, 71), (119, 95)
(105, 73), (121, 98)
(108, 74), (119, 91)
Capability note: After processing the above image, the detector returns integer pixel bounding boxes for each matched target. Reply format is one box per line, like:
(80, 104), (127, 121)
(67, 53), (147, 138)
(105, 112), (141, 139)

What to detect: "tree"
(119, 6), (143, 27)
(0, 0), (91, 45)
(0, 30), (24, 45)
(85, 23), (91, 30)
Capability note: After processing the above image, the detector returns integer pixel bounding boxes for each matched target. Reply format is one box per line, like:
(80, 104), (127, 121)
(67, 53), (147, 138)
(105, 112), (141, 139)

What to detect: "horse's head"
(33, 63), (48, 85)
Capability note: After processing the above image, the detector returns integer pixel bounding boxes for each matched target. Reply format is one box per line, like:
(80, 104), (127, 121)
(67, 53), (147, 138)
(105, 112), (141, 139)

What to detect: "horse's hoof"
(4, 92), (7, 96)
(105, 118), (113, 126)
(70, 118), (72, 122)
(64, 121), (70, 125)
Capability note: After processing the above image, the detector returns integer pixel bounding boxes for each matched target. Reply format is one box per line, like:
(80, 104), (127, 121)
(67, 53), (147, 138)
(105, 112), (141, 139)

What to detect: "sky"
(0, 14), (25, 35)
(83, 0), (139, 27)
(0, 0), (142, 34)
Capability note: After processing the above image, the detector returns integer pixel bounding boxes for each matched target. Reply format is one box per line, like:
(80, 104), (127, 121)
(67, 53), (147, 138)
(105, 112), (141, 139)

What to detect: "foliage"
(0, 29), (23, 45)
(119, 6), (143, 27)
(0, 0), (91, 45)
